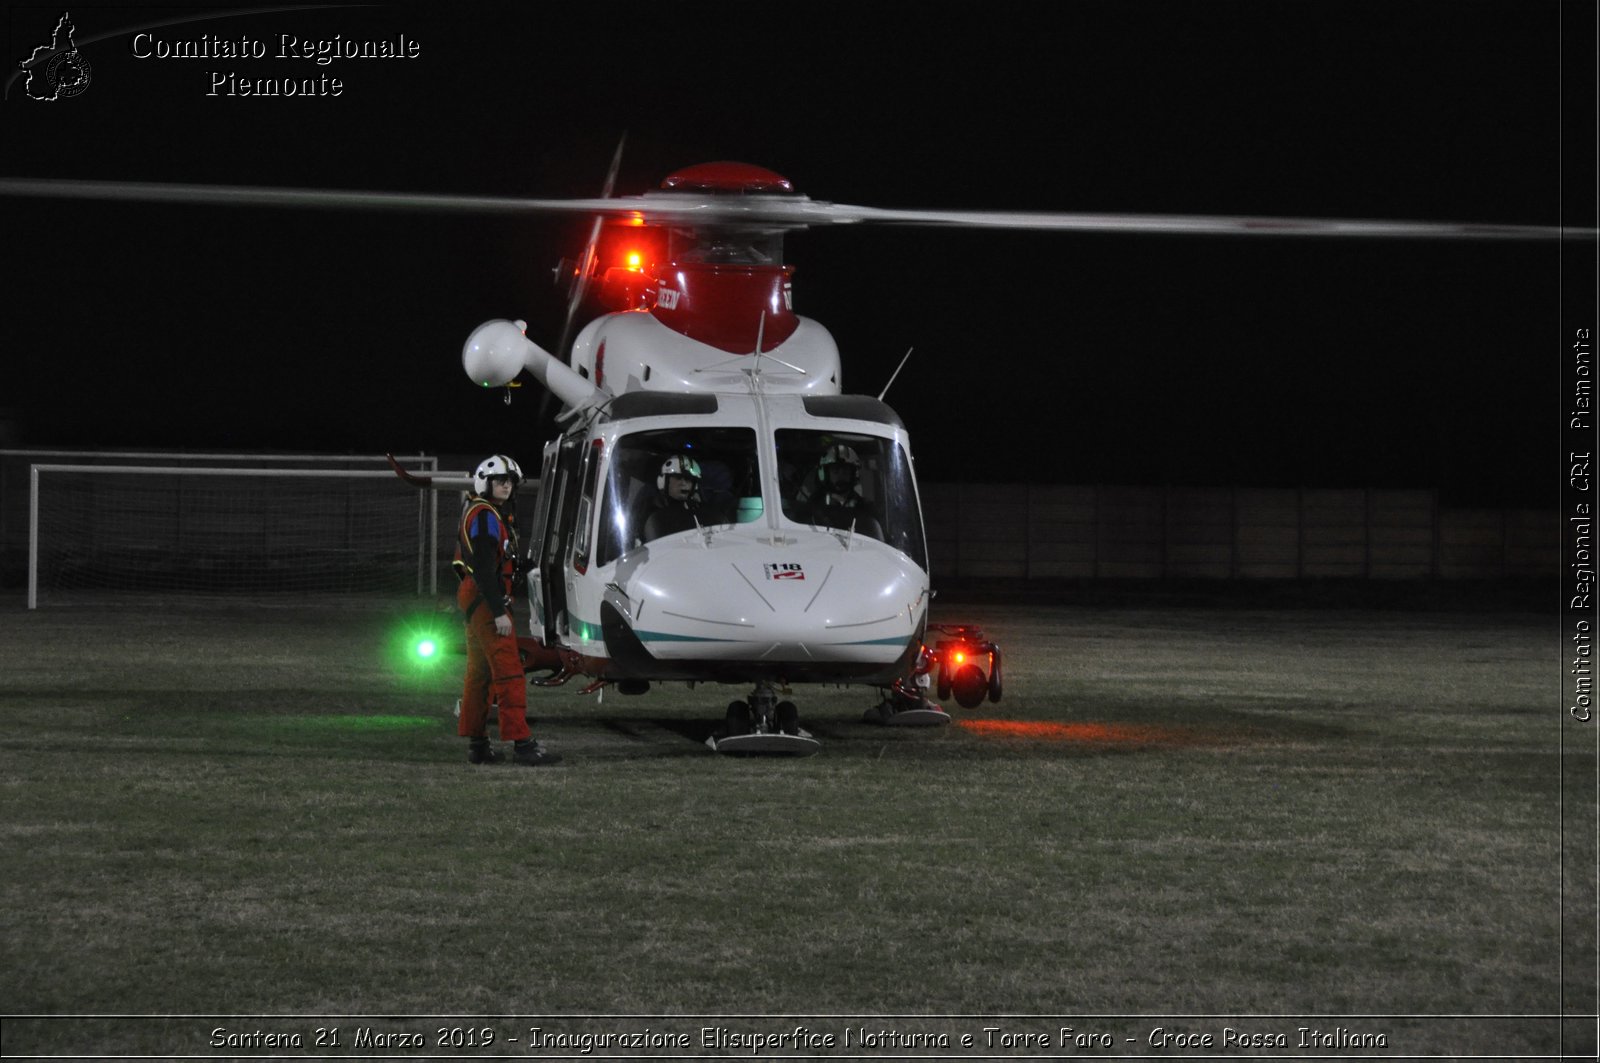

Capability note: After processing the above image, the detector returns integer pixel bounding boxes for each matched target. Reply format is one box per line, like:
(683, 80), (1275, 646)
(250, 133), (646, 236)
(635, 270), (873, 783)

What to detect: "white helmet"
(818, 443), (861, 479)
(473, 454), (523, 496)
(656, 453), (702, 492)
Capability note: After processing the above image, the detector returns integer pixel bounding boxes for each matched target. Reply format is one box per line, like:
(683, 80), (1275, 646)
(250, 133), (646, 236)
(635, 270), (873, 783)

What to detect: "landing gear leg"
(708, 681), (820, 756)
(863, 677), (952, 727)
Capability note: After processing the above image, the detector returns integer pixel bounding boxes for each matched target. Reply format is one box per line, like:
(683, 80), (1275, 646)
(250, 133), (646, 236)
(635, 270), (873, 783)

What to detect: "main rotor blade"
(557, 135), (629, 359)
(0, 177), (656, 218)
(543, 135), (629, 421)
(0, 175), (1586, 241)
(386, 453), (470, 490)
(820, 203), (1591, 241)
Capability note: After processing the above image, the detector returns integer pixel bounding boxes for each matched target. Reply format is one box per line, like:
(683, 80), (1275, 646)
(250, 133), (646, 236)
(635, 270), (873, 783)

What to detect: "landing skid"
(706, 730), (821, 756)
(862, 693), (951, 727)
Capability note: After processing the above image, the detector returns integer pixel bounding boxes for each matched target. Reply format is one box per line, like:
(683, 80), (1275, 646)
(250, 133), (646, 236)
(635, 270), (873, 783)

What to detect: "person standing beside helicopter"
(454, 454), (560, 767)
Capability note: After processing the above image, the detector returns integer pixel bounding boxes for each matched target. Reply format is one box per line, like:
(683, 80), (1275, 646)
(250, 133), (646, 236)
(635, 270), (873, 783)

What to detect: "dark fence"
(3, 451), (1552, 591)
(920, 484), (1550, 581)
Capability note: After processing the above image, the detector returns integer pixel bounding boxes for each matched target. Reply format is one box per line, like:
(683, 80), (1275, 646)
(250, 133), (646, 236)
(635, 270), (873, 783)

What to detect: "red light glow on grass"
(957, 718), (1209, 746)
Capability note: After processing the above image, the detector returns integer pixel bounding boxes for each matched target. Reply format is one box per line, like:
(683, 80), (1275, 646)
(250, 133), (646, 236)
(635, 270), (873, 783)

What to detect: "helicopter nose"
(607, 531), (928, 677)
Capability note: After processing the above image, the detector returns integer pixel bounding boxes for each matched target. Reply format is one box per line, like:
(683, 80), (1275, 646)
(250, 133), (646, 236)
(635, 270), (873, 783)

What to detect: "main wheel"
(775, 701), (800, 735)
(725, 700), (753, 736)
(952, 664), (987, 709)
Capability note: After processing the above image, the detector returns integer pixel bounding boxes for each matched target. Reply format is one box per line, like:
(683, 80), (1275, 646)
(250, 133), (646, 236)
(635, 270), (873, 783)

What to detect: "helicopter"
(461, 161), (1004, 754)
(0, 162), (1584, 754)
(441, 158), (1579, 754)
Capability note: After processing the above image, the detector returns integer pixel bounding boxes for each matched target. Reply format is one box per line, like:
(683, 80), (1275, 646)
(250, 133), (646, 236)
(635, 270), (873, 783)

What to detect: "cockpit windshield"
(775, 430), (926, 568)
(593, 426), (927, 571)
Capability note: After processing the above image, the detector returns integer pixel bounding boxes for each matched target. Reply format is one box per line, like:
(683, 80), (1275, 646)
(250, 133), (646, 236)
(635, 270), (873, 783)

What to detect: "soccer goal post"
(27, 464), (448, 609)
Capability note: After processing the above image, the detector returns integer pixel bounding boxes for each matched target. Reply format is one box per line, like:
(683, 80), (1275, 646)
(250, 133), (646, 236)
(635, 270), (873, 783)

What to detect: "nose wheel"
(707, 681), (821, 756)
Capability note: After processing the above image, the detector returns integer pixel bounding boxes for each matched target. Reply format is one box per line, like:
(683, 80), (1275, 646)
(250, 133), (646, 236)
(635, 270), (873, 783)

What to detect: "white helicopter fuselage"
(522, 310), (932, 688)
(568, 305), (843, 398)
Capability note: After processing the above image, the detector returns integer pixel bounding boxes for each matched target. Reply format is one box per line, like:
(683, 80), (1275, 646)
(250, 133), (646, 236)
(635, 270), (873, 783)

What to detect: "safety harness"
(453, 498), (517, 620)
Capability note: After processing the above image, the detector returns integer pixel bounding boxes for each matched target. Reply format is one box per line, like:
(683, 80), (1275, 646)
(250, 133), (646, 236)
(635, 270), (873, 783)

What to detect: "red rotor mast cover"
(659, 162), (796, 194)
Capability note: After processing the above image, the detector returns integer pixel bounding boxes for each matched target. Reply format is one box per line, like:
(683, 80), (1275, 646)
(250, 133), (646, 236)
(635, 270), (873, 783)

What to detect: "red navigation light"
(625, 251), (643, 271)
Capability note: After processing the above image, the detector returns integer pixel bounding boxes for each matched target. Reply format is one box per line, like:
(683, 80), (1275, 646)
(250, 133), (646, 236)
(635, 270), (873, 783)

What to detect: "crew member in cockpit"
(641, 454), (704, 543)
(802, 444), (883, 539)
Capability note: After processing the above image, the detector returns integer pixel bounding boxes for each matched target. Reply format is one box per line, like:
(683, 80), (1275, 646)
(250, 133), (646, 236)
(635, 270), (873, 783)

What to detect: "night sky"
(2, 1), (1593, 506)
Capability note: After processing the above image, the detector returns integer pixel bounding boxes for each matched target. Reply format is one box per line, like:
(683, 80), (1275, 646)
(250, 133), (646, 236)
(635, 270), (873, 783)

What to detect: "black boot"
(467, 736), (502, 765)
(512, 738), (562, 766)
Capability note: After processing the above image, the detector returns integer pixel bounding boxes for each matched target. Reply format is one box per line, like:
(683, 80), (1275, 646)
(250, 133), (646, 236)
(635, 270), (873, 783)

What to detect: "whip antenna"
(878, 347), (914, 402)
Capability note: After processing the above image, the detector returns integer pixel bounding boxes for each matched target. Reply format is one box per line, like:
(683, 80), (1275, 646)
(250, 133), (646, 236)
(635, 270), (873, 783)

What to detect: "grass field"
(0, 592), (1590, 1058)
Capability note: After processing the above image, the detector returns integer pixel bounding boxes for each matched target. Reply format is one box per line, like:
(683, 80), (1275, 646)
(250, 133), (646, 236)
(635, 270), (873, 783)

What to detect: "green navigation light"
(390, 611), (456, 681)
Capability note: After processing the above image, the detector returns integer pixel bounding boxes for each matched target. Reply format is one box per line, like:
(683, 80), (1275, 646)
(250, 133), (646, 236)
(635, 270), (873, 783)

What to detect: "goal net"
(26, 457), (448, 608)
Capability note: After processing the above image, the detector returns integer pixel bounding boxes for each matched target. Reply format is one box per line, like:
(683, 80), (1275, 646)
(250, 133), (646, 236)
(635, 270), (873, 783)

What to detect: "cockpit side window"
(775, 430), (927, 568)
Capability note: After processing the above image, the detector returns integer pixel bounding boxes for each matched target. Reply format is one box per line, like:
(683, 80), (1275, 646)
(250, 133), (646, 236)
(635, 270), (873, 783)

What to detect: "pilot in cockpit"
(799, 444), (884, 540)
(640, 454), (704, 543)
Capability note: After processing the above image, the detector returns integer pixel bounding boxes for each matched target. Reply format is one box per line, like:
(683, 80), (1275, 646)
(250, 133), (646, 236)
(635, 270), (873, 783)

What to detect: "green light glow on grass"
(292, 714), (436, 732)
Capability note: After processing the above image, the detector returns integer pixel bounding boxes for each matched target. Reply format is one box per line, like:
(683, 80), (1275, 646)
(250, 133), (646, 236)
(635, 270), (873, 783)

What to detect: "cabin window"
(570, 439), (605, 574)
(774, 430), (927, 569)
(596, 426), (761, 566)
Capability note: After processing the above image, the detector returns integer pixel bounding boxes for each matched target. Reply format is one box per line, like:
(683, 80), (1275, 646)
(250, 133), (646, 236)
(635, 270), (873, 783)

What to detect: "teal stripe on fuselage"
(581, 615), (910, 649)
(572, 616), (738, 645)
(635, 629), (739, 644)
